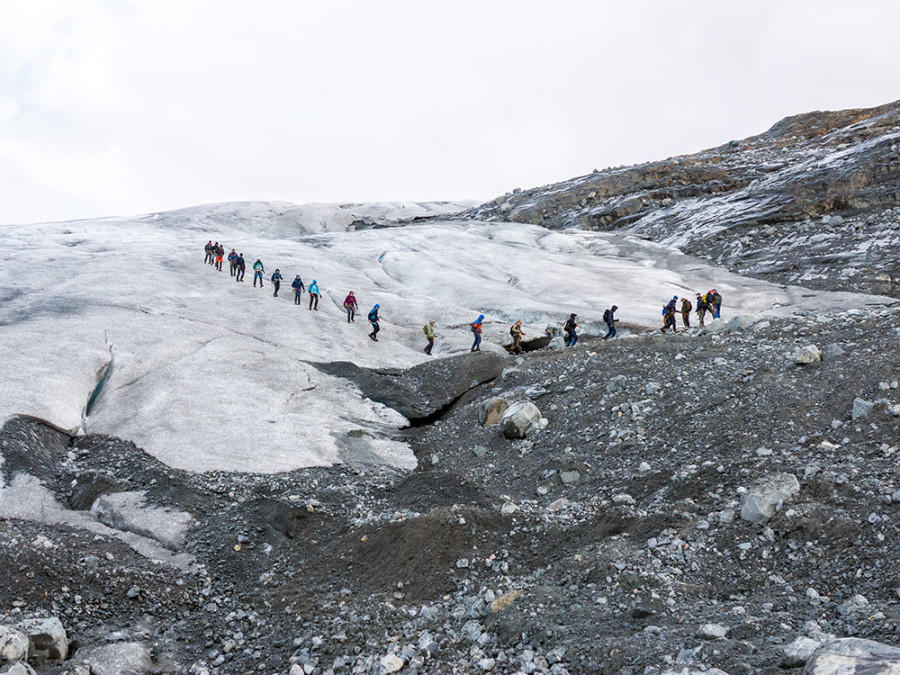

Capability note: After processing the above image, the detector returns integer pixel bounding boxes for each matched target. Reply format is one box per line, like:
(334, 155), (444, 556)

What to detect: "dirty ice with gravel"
(0, 201), (891, 477)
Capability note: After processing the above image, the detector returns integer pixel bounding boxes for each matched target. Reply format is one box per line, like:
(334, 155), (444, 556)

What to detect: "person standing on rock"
(661, 296), (678, 333)
(343, 291), (358, 322)
(204, 241), (213, 264)
(291, 276), (305, 305)
(680, 296), (692, 329)
(602, 305), (618, 339)
(271, 269), (283, 297)
(508, 320), (525, 354)
(470, 314), (484, 352)
(368, 304), (381, 341)
(235, 254), (246, 282)
(712, 289), (722, 319)
(252, 259), (265, 287)
(564, 313), (579, 347)
(228, 249), (237, 277)
(423, 320), (436, 355)
(307, 280), (320, 310)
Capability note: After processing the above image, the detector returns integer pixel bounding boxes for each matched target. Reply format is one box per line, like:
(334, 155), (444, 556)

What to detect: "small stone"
(559, 470), (581, 484)
(698, 623), (729, 640)
(380, 654), (405, 674)
(852, 397), (875, 421)
(613, 494), (636, 505)
(793, 345), (822, 364)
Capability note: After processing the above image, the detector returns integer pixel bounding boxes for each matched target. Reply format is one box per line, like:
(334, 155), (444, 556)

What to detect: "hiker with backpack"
(252, 259), (265, 287)
(680, 297), (692, 328)
(291, 276), (305, 304)
(711, 289), (722, 318)
(564, 313), (579, 347)
(368, 304), (381, 341)
(307, 280), (320, 310)
(602, 305), (618, 340)
(210, 242), (219, 265)
(695, 293), (708, 326)
(235, 254), (246, 282)
(423, 320), (436, 355)
(214, 244), (224, 271)
(470, 314), (484, 352)
(661, 296), (678, 333)
(508, 320), (525, 354)
(204, 241), (213, 264)
(343, 291), (358, 322)
(271, 269), (283, 297)
(228, 249), (237, 276)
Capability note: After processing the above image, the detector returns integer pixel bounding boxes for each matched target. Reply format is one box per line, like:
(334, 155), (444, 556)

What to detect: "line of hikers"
(661, 289), (722, 333)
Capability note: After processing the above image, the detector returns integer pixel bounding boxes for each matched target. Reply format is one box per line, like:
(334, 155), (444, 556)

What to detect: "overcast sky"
(1, 0), (898, 226)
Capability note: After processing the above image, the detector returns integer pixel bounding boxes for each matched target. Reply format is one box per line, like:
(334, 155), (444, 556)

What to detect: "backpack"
(602, 309), (610, 323)
(662, 306), (667, 316)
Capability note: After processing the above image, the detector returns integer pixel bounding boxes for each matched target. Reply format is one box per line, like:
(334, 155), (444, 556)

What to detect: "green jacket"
(423, 324), (434, 338)
(253, 260), (264, 272)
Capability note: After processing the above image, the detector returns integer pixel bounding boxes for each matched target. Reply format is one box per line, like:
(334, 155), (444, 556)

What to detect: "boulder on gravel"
(851, 397), (875, 421)
(821, 343), (846, 360)
(500, 402), (543, 439)
(740, 473), (800, 523)
(0, 627), (29, 664)
(0, 663), (38, 675)
(16, 617), (67, 663)
(479, 397), (509, 426)
(726, 314), (760, 332)
(782, 636), (822, 668)
(804, 637), (900, 674)
(548, 336), (566, 351)
(699, 319), (728, 335)
(793, 345), (822, 364)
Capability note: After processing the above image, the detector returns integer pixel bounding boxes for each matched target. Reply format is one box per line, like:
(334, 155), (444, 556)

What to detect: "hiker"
(235, 254), (246, 282)
(470, 314), (484, 352)
(564, 313), (578, 347)
(271, 269), (283, 297)
(695, 293), (708, 326)
(423, 320), (436, 355)
(602, 305), (618, 339)
(680, 296), (692, 328)
(711, 289), (722, 318)
(252, 259), (265, 287)
(308, 280), (320, 310)
(368, 304), (381, 341)
(291, 276), (305, 305)
(661, 296), (678, 333)
(343, 291), (358, 322)
(508, 320), (525, 354)
(228, 249), (237, 276)
(210, 242), (219, 265)
(204, 241), (213, 264)
(215, 244), (224, 271)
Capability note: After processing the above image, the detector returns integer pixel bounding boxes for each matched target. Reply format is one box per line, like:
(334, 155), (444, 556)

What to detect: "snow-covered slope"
(1, 201), (892, 474)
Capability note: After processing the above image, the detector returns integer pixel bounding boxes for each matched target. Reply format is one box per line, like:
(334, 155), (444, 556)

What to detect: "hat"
(374, 304), (380, 308)
(673, 295), (678, 300)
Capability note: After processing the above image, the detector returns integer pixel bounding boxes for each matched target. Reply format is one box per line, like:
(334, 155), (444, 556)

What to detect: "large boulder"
(0, 627), (29, 664)
(726, 315), (760, 332)
(804, 638), (900, 674)
(479, 397), (509, 426)
(16, 617), (67, 663)
(500, 402), (543, 439)
(90, 492), (194, 551)
(313, 351), (507, 421)
(740, 473), (800, 524)
(852, 397), (875, 421)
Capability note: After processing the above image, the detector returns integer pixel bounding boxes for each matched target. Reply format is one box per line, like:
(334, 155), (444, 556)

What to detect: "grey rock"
(559, 470), (581, 484)
(821, 343), (846, 360)
(0, 627), (29, 664)
(90, 491), (193, 551)
(606, 375), (628, 394)
(793, 345), (822, 364)
(852, 397), (875, 421)
(548, 336), (566, 351)
(68, 642), (153, 675)
(782, 636), (821, 667)
(698, 623), (729, 640)
(500, 402), (543, 439)
(0, 663), (38, 675)
(726, 315), (760, 332)
(804, 637), (900, 674)
(740, 473), (800, 523)
(16, 617), (67, 663)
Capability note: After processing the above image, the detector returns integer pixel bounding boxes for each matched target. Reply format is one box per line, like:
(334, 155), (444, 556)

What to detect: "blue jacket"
(292, 278), (305, 291)
(271, 272), (283, 283)
(308, 282), (320, 295)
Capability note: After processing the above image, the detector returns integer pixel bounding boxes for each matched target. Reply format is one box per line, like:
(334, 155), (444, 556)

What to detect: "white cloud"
(0, 0), (898, 225)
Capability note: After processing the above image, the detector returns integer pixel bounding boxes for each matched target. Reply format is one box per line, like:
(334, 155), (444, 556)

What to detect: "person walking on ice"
(368, 304), (381, 341)
(680, 296), (692, 329)
(215, 244), (224, 271)
(423, 320), (436, 355)
(661, 296), (678, 333)
(291, 276), (305, 305)
(307, 280), (320, 310)
(711, 289), (722, 319)
(508, 320), (525, 354)
(470, 315), (484, 352)
(602, 305), (618, 340)
(228, 249), (237, 276)
(252, 259), (265, 287)
(343, 291), (358, 322)
(564, 313), (579, 347)
(271, 269), (283, 297)
(204, 241), (213, 264)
